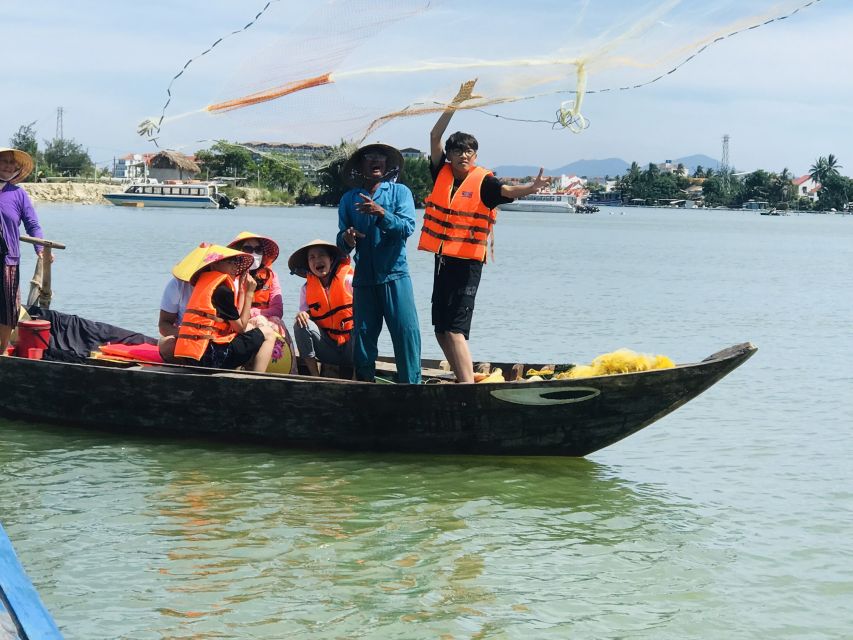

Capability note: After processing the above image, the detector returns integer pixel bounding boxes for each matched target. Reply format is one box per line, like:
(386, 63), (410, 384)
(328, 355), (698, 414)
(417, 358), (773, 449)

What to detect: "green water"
(1, 205), (851, 638)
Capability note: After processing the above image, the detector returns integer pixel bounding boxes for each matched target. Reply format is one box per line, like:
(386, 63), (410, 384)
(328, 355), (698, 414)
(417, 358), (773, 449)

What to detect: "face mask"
(251, 254), (262, 270)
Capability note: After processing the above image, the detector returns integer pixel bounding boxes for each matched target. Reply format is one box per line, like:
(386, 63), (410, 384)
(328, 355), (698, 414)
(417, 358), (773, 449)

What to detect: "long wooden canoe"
(0, 339), (755, 456)
(0, 523), (63, 640)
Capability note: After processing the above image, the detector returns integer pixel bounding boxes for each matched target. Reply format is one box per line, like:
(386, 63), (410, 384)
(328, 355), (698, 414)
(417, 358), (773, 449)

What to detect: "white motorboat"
(103, 182), (235, 209)
(498, 193), (577, 213)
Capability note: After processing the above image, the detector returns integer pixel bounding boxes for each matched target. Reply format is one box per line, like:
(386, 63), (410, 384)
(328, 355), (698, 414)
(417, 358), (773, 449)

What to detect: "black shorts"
(200, 328), (265, 369)
(431, 255), (483, 339)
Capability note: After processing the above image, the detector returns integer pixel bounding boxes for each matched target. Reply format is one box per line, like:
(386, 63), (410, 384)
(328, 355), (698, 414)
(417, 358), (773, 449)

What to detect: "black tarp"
(26, 306), (156, 363)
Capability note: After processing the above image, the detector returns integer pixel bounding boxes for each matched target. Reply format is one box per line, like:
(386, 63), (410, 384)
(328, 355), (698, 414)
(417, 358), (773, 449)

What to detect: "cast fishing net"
(138, 0), (823, 161)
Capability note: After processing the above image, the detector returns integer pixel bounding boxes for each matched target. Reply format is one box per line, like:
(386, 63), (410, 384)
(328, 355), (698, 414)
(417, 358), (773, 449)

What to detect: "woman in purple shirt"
(0, 147), (44, 355)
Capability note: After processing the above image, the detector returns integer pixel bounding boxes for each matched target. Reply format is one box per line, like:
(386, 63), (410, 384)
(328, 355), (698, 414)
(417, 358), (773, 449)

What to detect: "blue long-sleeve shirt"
(336, 182), (416, 287)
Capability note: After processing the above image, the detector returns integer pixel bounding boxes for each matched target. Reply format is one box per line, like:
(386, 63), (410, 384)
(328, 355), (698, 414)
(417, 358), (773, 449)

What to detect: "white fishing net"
(138, 0), (823, 158)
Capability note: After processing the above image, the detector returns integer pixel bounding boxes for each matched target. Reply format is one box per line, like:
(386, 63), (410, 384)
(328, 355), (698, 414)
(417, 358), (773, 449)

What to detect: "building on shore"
(112, 151), (200, 183)
(400, 147), (426, 160)
(792, 175), (820, 202)
(239, 142), (334, 183)
(113, 154), (152, 181)
(656, 160), (687, 176)
(148, 151), (201, 182)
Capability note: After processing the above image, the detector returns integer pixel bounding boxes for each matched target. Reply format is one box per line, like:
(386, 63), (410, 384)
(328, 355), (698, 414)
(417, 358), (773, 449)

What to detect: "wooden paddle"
(20, 235), (66, 309)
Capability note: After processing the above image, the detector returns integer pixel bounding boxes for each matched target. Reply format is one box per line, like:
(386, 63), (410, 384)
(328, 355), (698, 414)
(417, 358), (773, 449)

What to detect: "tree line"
(8, 124), (439, 206)
(10, 122), (98, 179)
(9, 120), (849, 211)
(611, 155), (850, 211)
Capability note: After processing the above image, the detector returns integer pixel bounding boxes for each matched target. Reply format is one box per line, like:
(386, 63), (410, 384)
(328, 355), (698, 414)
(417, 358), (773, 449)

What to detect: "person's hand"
(357, 193), (385, 217)
(36, 251), (55, 264)
(451, 78), (481, 106)
(343, 226), (366, 248)
(295, 311), (310, 329)
(529, 168), (550, 193)
(243, 272), (257, 292)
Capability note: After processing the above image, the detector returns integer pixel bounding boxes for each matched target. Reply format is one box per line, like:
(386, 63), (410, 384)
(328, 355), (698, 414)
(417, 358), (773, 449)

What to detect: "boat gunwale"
(0, 342), (757, 389)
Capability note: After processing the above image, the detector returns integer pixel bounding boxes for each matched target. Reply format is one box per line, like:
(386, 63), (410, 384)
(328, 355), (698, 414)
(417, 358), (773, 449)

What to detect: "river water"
(1, 204), (851, 639)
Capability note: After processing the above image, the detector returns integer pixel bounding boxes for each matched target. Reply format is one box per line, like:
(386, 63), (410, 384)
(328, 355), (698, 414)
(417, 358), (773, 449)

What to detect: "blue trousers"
(353, 276), (421, 384)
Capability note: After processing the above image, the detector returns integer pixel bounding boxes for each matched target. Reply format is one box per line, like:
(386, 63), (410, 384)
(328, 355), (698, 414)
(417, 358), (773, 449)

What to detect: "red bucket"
(15, 319), (51, 358)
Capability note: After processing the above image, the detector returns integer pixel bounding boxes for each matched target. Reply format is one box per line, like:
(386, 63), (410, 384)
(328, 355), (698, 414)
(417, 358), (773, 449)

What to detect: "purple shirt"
(0, 184), (43, 266)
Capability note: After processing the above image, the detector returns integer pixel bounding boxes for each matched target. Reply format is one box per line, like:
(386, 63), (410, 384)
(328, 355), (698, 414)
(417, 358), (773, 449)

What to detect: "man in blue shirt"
(336, 144), (421, 383)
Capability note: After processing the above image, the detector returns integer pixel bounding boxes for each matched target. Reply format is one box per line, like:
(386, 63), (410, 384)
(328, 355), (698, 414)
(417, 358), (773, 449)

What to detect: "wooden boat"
(0, 324), (756, 455)
(0, 523), (63, 639)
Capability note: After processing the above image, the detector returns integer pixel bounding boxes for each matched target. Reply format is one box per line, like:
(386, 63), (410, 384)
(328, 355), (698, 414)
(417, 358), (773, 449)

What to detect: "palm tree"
(825, 154), (842, 177)
(628, 161), (641, 182)
(809, 155), (841, 185)
(809, 157), (827, 184)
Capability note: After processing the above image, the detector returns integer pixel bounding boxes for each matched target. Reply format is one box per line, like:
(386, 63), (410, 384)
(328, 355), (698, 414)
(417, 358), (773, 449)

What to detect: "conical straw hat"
(173, 244), (254, 284)
(227, 231), (280, 267)
(340, 143), (404, 188)
(0, 148), (34, 184)
(287, 239), (347, 277)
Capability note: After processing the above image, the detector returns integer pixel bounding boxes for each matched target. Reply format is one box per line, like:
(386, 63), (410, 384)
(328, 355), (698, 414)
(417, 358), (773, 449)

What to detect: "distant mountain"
(494, 154), (721, 179)
(491, 164), (545, 178)
(493, 158), (629, 179)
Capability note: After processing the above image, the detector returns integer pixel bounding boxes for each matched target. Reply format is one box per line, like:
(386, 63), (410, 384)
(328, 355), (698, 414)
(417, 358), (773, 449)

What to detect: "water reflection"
(1, 422), (708, 638)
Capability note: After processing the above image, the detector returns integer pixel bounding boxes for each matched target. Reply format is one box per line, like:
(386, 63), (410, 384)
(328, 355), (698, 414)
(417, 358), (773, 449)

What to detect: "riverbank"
(20, 182), (276, 206)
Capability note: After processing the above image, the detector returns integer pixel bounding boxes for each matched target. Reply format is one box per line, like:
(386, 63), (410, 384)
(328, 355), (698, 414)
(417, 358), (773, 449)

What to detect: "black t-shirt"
(211, 283), (240, 321)
(430, 154), (513, 210)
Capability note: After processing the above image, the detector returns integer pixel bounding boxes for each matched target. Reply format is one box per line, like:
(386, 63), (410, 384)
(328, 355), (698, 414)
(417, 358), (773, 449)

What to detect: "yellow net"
(553, 349), (675, 380)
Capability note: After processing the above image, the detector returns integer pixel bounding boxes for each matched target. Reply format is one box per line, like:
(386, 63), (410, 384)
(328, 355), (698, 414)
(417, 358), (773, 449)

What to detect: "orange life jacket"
(174, 271), (238, 361)
(306, 260), (354, 346)
(418, 164), (496, 262)
(251, 266), (273, 308)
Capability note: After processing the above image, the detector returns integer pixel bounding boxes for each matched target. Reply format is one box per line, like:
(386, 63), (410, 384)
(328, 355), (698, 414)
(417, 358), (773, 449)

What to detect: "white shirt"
(160, 277), (193, 323)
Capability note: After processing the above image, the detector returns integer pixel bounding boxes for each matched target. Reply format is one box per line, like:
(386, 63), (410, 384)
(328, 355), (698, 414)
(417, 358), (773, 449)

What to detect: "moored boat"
(0, 310), (756, 457)
(498, 193), (578, 213)
(103, 181), (235, 209)
(0, 523), (63, 640)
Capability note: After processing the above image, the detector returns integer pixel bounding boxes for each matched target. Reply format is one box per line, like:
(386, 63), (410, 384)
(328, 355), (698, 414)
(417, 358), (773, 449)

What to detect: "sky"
(4, 0), (852, 177)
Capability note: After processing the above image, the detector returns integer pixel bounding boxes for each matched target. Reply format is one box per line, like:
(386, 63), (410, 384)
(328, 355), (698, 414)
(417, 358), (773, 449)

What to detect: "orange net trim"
(206, 73), (334, 113)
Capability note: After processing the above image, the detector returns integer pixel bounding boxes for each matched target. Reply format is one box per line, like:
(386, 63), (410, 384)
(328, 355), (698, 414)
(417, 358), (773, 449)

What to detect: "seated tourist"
(158, 242), (210, 362)
(173, 244), (277, 371)
(288, 239), (354, 377)
(227, 231), (296, 373)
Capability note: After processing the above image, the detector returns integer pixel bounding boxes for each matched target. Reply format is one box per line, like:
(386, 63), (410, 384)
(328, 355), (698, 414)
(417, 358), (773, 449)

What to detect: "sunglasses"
(241, 244), (263, 253)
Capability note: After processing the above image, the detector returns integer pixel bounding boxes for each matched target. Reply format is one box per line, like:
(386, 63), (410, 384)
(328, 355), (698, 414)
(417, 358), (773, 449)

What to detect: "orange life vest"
(306, 261), (354, 346)
(174, 271), (238, 361)
(251, 266), (273, 309)
(418, 164), (496, 262)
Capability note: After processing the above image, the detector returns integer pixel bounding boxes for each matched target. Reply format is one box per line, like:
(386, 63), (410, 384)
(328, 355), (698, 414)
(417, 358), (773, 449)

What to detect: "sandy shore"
(21, 182), (269, 206)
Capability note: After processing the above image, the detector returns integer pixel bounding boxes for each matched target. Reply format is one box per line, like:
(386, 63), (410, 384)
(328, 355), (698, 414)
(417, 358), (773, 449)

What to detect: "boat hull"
(0, 343), (756, 456)
(103, 193), (219, 209)
(498, 202), (575, 213)
(1, 524), (63, 639)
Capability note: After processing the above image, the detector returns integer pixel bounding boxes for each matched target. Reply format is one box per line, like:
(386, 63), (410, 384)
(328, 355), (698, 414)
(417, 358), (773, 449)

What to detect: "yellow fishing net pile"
(527, 349), (675, 381)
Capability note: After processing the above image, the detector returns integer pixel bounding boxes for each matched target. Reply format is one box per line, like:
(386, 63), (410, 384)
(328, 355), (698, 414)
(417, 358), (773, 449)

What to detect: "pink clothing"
(250, 269), (283, 319)
(299, 272), (354, 312)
